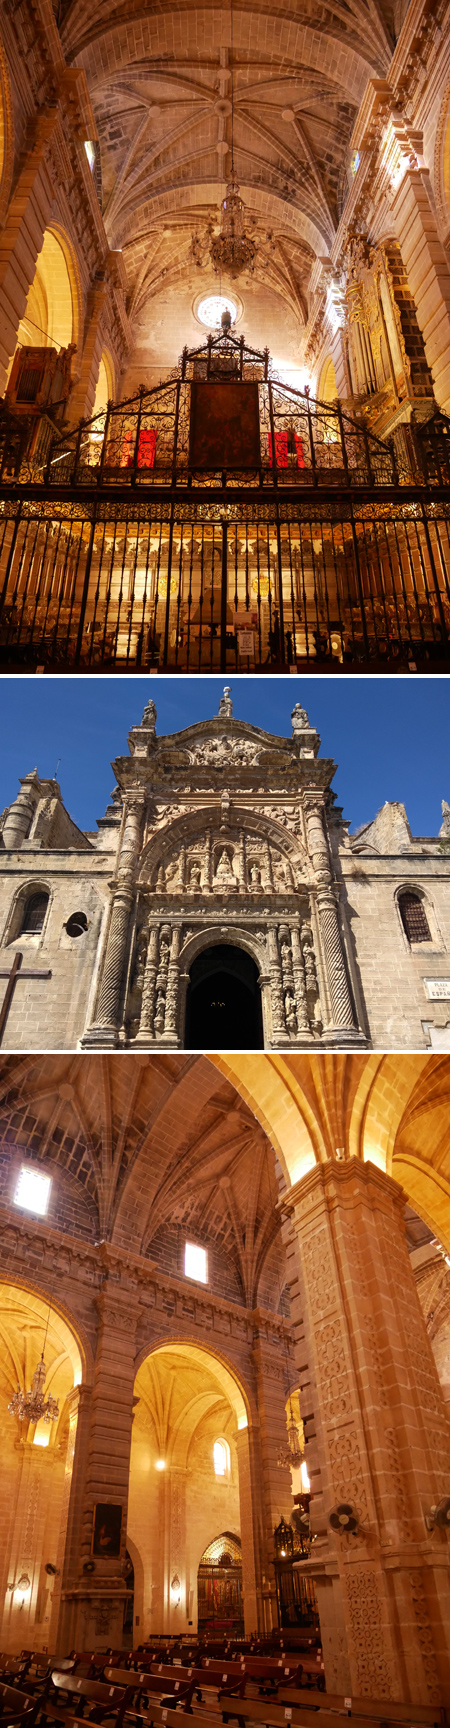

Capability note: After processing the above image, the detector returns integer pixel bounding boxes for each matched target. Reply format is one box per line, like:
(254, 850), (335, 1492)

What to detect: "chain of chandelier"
(190, 1), (274, 282)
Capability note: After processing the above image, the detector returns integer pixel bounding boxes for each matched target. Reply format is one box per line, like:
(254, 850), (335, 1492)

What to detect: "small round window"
(197, 294), (237, 329)
(66, 912), (88, 938)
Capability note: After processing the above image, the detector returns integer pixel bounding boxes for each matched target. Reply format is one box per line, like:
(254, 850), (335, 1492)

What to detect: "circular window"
(66, 912), (88, 938)
(197, 294), (238, 329)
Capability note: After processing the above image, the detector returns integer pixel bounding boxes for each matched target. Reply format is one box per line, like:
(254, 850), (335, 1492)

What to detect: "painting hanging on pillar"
(92, 1502), (123, 1557)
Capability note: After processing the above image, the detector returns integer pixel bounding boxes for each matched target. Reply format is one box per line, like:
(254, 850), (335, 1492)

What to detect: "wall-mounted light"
(155, 1459), (166, 1471)
(171, 1574), (181, 1604)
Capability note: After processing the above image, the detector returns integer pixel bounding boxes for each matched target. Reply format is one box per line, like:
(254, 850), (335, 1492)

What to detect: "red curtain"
(120, 428), (157, 468)
(268, 430), (305, 468)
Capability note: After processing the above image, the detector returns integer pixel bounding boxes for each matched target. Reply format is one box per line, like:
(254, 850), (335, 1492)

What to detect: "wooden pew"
(42, 1671), (134, 1728)
(103, 1671), (197, 1713)
(104, 1692), (448, 1728)
(0, 1682), (44, 1728)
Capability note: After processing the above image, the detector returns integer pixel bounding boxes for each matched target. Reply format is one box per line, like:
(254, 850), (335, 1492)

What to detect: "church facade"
(1, 687), (449, 1054)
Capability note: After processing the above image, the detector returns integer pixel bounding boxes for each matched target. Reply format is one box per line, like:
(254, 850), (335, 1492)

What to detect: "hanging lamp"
(8, 1297), (59, 1427)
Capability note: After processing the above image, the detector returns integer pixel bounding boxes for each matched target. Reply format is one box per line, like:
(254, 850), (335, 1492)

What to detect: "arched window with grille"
(398, 891), (431, 944)
(20, 891), (49, 935)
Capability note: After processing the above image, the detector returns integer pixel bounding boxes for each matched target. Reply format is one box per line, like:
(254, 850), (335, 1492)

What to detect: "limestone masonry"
(0, 688), (449, 1052)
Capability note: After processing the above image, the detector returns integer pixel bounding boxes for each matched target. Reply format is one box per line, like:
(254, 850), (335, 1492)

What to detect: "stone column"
(163, 927), (181, 1044)
(64, 1280), (142, 1651)
(391, 168), (450, 412)
(235, 1426), (264, 1635)
(284, 1159), (450, 1706)
(304, 799), (356, 1037)
(267, 926), (286, 1037)
(252, 1319), (293, 1569)
(263, 840), (273, 890)
(82, 794), (145, 1048)
(56, 1383), (92, 1655)
(290, 924), (310, 1034)
(0, 110), (60, 393)
(67, 284), (108, 426)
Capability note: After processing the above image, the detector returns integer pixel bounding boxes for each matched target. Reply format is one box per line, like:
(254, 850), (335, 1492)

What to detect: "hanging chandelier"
(8, 1355), (59, 1426)
(210, 172), (256, 279)
(278, 1401), (304, 1471)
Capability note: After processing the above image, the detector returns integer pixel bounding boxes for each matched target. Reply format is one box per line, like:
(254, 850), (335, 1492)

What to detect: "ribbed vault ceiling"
(59, 1), (407, 335)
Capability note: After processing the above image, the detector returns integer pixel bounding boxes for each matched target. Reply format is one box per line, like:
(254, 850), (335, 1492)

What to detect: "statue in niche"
(215, 848), (236, 888)
(132, 933), (147, 992)
(154, 989), (166, 1034)
(273, 859), (286, 887)
(302, 930), (317, 990)
(165, 859), (179, 886)
(189, 860), (202, 889)
(291, 701), (310, 733)
(156, 863), (166, 890)
(285, 991), (297, 1033)
(249, 861), (262, 888)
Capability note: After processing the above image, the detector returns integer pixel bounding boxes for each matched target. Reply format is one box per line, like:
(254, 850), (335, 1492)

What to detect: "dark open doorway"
(185, 944), (263, 1049)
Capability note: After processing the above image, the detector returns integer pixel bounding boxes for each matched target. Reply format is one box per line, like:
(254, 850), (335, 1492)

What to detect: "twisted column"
(83, 795), (145, 1047)
(304, 797), (355, 1033)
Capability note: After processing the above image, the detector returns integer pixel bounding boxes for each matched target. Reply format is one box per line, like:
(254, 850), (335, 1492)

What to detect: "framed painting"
(91, 1502), (123, 1558)
(189, 381), (260, 469)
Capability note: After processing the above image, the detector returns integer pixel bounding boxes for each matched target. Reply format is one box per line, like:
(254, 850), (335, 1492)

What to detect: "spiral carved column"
(83, 795), (145, 1047)
(304, 797), (356, 1034)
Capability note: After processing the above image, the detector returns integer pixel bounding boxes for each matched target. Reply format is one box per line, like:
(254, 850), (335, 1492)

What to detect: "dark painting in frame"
(189, 381), (260, 469)
(92, 1502), (122, 1558)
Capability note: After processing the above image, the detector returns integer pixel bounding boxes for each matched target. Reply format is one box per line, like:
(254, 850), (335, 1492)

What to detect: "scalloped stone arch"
(139, 807), (306, 886)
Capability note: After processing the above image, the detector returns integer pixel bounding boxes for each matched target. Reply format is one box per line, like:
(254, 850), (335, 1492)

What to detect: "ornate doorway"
(197, 1532), (243, 1635)
(185, 945), (263, 1049)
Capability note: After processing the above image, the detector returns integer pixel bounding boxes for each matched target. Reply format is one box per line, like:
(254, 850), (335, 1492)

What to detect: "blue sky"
(0, 675), (449, 836)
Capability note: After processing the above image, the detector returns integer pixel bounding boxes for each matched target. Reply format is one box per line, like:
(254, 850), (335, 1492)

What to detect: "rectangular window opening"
(14, 1166), (51, 1217)
(184, 1241), (207, 1283)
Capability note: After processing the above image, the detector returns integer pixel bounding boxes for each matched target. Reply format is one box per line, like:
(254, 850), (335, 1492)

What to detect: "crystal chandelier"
(8, 1354), (59, 1426)
(278, 1401), (304, 1471)
(210, 172), (256, 280)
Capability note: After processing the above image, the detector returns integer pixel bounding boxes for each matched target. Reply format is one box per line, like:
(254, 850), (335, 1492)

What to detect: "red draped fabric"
(120, 428), (158, 468)
(269, 430), (305, 468)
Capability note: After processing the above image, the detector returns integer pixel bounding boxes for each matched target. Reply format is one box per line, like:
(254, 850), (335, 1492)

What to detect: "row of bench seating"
(0, 1649), (447, 1728)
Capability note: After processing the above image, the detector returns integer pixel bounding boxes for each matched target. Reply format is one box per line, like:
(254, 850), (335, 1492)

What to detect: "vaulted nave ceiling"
(59, 1), (407, 353)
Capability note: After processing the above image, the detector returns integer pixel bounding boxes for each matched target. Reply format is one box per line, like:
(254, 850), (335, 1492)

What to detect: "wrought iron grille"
(0, 327), (449, 671)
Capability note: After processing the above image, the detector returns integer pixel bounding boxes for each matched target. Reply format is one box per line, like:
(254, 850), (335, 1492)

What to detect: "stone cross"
(0, 951), (52, 1045)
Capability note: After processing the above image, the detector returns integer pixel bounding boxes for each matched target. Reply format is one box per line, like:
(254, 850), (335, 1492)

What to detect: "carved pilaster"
(204, 829), (212, 892)
(238, 830), (247, 892)
(267, 926), (286, 1034)
(290, 924), (310, 1033)
(135, 925), (160, 1041)
(164, 927), (181, 1041)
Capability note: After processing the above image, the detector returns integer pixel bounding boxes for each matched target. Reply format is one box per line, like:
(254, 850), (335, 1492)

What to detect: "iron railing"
(0, 329), (449, 671)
